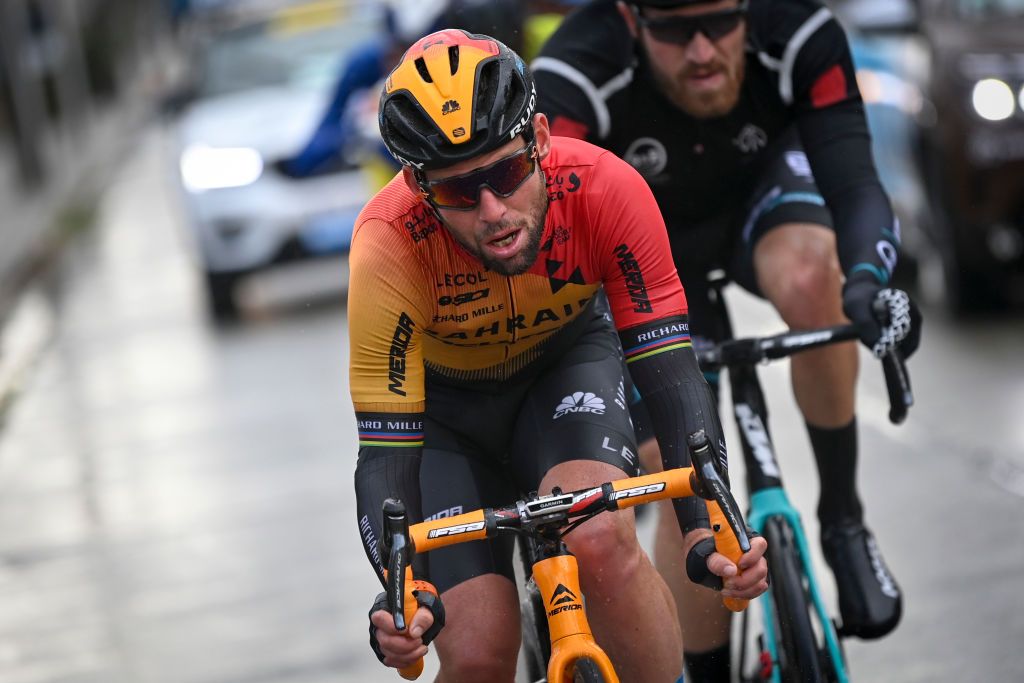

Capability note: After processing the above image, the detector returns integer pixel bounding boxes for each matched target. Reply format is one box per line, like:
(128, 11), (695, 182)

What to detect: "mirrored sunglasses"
(635, 1), (748, 45)
(420, 143), (537, 211)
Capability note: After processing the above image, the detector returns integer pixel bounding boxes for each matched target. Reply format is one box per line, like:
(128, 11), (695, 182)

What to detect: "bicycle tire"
(518, 538), (550, 681)
(763, 516), (824, 683)
(573, 657), (608, 683)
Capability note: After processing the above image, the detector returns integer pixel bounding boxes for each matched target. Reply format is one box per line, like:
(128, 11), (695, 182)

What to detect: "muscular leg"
(753, 222), (865, 524)
(540, 459), (684, 683)
(752, 223), (856, 427)
(752, 222), (902, 639)
(433, 574), (521, 683)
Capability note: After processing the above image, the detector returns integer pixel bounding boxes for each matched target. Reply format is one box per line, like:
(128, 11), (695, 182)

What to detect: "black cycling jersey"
(534, 0), (901, 291)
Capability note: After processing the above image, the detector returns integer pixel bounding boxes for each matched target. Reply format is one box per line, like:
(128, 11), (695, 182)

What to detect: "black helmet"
(379, 29), (537, 171)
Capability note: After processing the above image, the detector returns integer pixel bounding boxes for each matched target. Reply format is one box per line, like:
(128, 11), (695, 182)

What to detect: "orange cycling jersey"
(348, 136), (689, 415)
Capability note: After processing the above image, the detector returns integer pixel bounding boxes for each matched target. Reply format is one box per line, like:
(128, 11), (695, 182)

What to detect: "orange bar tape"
(410, 509), (488, 552)
(608, 467), (696, 509)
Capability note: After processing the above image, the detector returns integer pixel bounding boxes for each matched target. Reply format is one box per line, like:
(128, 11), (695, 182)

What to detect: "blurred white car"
(170, 1), (381, 319)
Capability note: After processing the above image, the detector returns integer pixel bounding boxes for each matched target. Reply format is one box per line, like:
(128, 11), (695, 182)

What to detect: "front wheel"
(518, 538), (551, 681)
(573, 657), (608, 683)
(763, 516), (825, 683)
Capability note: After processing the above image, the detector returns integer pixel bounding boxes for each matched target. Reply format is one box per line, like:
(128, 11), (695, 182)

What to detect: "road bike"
(381, 430), (753, 683)
(693, 273), (914, 683)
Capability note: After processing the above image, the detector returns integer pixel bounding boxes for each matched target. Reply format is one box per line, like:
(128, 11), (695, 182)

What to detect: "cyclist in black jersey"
(535, 0), (922, 679)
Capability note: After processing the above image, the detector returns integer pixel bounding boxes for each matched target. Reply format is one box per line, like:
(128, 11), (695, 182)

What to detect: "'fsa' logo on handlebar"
(610, 482), (666, 500)
(427, 521), (485, 538)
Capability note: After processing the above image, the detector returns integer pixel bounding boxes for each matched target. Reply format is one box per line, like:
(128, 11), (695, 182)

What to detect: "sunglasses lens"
(485, 150), (535, 195)
(701, 13), (743, 40)
(428, 177), (479, 209)
(644, 10), (743, 45)
(647, 21), (697, 44)
(428, 148), (535, 210)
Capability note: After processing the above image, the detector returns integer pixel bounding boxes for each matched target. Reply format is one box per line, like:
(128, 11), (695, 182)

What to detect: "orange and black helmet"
(379, 29), (537, 171)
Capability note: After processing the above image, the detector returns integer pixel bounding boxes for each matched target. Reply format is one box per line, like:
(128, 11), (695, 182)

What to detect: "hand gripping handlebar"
(871, 297), (914, 424)
(383, 499), (423, 681)
(687, 429), (751, 612)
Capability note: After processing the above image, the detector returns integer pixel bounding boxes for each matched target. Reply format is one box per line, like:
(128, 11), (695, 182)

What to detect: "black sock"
(684, 642), (731, 683)
(807, 417), (863, 526)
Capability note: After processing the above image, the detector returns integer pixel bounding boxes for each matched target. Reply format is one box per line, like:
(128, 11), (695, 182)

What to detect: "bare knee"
(565, 511), (644, 594)
(756, 225), (844, 329)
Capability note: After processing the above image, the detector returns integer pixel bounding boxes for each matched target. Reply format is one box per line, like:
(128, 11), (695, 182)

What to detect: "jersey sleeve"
(348, 216), (432, 585)
(348, 217), (430, 412)
(587, 150), (688, 328)
(789, 7), (861, 113)
(751, 1), (900, 287)
(785, 5), (901, 287)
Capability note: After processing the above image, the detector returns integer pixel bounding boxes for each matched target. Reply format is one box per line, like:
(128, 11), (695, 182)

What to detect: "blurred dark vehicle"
(918, 0), (1024, 310)
(839, 0), (1024, 311)
(164, 0), (379, 321)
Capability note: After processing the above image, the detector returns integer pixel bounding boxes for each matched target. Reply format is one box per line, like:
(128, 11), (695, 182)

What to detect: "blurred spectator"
(523, 0), (589, 61)
(279, 0), (525, 179)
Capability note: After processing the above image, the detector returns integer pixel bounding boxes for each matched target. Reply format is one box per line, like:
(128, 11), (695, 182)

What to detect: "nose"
(684, 31), (716, 64)
(476, 187), (508, 223)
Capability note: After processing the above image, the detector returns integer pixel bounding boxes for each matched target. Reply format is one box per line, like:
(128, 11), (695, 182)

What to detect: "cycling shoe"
(821, 520), (902, 639)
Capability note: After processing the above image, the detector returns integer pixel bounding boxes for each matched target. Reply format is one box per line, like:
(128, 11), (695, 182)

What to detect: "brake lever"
(688, 431), (750, 554)
(382, 498), (424, 680)
(383, 499), (412, 630)
(688, 430), (752, 612)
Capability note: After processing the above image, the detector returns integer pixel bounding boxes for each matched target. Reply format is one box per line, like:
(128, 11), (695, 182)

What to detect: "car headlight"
(180, 145), (264, 192)
(971, 78), (1015, 121)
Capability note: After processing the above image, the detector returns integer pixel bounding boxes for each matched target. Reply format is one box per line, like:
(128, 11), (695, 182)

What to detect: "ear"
(401, 167), (422, 197)
(533, 113), (552, 161)
(616, 1), (639, 39)
(402, 166), (444, 223)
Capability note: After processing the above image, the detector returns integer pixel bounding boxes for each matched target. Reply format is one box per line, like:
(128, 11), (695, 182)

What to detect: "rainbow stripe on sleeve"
(358, 430), (425, 448)
(624, 333), (692, 363)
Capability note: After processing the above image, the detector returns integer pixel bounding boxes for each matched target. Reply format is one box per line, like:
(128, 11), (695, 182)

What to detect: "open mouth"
(490, 231), (519, 247)
(485, 227), (523, 258)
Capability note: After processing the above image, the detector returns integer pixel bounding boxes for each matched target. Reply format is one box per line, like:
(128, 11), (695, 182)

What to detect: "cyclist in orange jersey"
(348, 29), (767, 682)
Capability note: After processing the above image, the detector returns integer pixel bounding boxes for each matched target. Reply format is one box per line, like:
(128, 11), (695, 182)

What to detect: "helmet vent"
(448, 46), (459, 75)
(414, 57), (433, 83)
(476, 60), (497, 114)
